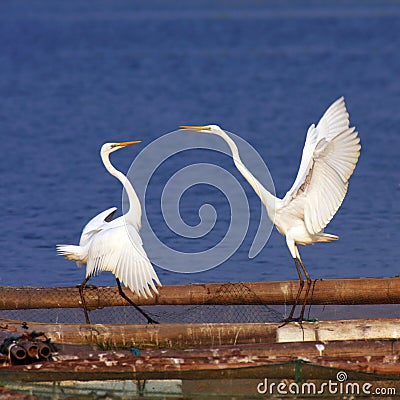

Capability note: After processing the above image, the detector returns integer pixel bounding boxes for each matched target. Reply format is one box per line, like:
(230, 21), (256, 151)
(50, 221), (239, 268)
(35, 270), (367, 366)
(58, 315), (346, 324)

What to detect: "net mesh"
(0, 282), (398, 325)
(0, 282), (283, 324)
(0, 284), (398, 386)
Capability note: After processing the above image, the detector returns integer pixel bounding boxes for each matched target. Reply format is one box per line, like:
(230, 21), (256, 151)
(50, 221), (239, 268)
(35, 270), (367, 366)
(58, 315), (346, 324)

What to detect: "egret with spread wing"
(180, 97), (361, 322)
(57, 141), (161, 324)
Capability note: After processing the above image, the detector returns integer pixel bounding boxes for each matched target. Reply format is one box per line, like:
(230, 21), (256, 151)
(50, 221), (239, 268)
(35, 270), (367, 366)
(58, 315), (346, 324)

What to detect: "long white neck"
(101, 151), (142, 230)
(215, 130), (277, 220)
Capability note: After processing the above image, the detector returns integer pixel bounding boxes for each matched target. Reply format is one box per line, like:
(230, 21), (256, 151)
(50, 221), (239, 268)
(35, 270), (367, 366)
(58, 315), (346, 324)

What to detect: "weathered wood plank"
(1, 340), (400, 382)
(1, 319), (278, 347)
(2, 318), (400, 347)
(277, 318), (400, 343)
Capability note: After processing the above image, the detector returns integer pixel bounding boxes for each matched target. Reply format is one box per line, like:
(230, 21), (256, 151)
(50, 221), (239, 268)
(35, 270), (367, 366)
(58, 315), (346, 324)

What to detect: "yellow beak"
(179, 125), (211, 131)
(111, 140), (141, 148)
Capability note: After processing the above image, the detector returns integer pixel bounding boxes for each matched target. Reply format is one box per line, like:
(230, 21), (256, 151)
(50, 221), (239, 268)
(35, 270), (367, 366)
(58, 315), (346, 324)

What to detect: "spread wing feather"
(79, 207), (118, 247)
(282, 97), (361, 235)
(86, 224), (161, 298)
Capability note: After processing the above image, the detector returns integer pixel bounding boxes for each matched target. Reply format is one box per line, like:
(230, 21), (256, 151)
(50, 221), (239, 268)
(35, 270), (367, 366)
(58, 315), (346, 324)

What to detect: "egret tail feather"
(56, 244), (86, 266)
(316, 233), (338, 243)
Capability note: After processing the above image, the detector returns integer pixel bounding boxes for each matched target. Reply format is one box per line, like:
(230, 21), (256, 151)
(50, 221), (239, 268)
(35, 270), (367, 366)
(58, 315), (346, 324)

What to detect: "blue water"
(0, 0), (399, 288)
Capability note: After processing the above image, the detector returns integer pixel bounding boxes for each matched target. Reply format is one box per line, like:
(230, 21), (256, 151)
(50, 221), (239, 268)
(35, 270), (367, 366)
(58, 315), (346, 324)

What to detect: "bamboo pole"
(2, 319), (278, 347)
(0, 277), (399, 310)
(2, 318), (400, 347)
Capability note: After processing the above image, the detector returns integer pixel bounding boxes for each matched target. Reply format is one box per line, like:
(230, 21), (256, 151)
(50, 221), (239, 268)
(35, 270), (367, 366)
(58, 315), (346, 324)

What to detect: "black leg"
(298, 258), (312, 321)
(306, 279), (318, 320)
(288, 258), (304, 320)
(116, 278), (159, 324)
(77, 276), (91, 324)
(280, 258), (304, 327)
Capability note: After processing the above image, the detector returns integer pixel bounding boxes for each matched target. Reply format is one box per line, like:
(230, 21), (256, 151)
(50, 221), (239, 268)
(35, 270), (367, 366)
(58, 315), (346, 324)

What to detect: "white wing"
(281, 97), (361, 234)
(57, 207), (118, 268)
(86, 223), (161, 298)
(79, 207), (117, 247)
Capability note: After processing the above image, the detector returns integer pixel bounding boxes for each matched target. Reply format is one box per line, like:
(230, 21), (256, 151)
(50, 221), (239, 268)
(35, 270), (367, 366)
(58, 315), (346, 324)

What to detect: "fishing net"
(0, 282), (398, 325)
(0, 282), (282, 325)
(2, 360), (400, 399)
(0, 283), (399, 394)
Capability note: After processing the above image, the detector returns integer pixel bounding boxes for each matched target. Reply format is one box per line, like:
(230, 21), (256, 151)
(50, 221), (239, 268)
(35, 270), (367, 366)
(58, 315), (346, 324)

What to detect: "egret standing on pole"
(180, 97), (361, 323)
(57, 141), (161, 324)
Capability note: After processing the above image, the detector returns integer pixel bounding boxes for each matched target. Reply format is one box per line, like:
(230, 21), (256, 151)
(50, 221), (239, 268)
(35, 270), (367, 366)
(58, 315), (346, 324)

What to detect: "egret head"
(179, 125), (224, 135)
(101, 140), (141, 155)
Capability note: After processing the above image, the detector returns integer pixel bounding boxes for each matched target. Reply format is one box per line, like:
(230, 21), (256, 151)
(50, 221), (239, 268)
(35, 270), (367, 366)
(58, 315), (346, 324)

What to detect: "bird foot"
(75, 283), (98, 290)
(279, 318), (295, 328)
(279, 316), (304, 328)
(279, 316), (318, 328)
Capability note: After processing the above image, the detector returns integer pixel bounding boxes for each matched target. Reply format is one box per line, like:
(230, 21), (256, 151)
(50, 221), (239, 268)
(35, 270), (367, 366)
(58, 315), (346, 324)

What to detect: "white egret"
(57, 141), (161, 324)
(180, 97), (361, 322)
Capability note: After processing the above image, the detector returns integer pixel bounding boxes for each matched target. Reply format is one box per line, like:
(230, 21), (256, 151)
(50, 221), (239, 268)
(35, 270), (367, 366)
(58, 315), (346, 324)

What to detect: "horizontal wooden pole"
(0, 277), (399, 310)
(3, 319), (277, 348)
(3, 318), (400, 348)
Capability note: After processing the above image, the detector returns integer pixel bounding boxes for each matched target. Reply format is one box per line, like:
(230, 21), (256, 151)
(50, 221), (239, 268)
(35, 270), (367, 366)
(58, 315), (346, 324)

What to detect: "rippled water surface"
(0, 0), (399, 288)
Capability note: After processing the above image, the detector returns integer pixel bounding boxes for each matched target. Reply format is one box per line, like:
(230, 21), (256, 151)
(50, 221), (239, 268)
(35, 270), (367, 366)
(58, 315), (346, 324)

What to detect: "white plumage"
(280, 97), (360, 241)
(57, 207), (117, 267)
(180, 97), (361, 321)
(57, 141), (161, 301)
(84, 222), (159, 298)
